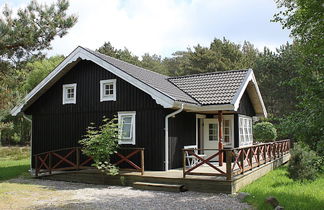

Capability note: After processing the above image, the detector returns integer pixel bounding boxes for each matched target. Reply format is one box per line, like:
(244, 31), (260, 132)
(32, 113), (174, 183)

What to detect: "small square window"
(100, 79), (116, 102)
(63, 84), (77, 104)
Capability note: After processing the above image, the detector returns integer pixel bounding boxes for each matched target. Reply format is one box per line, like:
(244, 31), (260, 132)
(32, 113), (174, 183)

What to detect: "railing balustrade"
(182, 139), (290, 180)
(34, 147), (145, 176)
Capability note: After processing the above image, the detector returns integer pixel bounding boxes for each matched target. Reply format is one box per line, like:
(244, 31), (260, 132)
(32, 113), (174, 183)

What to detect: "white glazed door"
(203, 119), (219, 159)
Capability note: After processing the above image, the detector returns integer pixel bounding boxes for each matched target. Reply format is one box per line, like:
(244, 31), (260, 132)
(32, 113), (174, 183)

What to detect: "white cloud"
(2, 0), (291, 57)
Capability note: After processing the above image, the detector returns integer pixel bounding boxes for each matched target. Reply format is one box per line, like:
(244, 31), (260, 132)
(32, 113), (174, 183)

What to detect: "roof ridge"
(82, 46), (169, 78)
(168, 69), (249, 80)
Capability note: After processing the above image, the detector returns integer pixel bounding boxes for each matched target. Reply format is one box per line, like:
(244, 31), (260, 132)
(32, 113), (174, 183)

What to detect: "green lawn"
(241, 166), (324, 210)
(0, 147), (30, 181)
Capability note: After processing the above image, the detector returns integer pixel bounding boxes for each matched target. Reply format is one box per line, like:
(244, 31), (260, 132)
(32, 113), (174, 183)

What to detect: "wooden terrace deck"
(35, 140), (291, 194)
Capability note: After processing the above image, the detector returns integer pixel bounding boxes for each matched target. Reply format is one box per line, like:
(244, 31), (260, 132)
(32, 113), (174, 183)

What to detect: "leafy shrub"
(253, 122), (277, 142)
(79, 117), (119, 175)
(288, 143), (320, 181)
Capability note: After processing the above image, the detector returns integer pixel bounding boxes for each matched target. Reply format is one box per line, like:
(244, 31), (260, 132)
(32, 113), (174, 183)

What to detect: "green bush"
(288, 143), (320, 181)
(253, 122), (277, 142)
(79, 117), (119, 175)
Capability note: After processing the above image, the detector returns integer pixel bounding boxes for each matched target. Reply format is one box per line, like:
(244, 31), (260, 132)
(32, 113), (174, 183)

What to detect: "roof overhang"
(11, 47), (267, 118)
(173, 69), (268, 117)
(11, 46), (176, 116)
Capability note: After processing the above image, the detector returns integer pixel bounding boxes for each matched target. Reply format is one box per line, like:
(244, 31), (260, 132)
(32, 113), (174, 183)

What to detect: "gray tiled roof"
(84, 48), (198, 104)
(85, 47), (248, 106)
(168, 70), (248, 105)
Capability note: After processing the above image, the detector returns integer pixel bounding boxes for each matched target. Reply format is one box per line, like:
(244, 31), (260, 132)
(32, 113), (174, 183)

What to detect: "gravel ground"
(6, 178), (251, 210)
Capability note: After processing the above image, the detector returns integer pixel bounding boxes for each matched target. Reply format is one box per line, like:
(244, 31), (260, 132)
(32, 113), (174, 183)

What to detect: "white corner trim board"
(10, 46), (175, 116)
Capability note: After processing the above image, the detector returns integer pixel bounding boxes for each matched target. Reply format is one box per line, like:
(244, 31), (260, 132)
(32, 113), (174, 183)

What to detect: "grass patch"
(0, 146), (30, 181)
(0, 146), (30, 160)
(241, 166), (324, 210)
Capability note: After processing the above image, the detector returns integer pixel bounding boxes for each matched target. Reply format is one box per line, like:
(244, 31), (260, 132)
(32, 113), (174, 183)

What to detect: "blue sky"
(1, 0), (291, 57)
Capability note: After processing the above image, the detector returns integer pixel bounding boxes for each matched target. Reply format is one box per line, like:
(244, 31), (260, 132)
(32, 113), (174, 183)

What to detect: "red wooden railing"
(114, 148), (145, 175)
(34, 147), (144, 176)
(183, 139), (290, 180)
(182, 149), (226, 177)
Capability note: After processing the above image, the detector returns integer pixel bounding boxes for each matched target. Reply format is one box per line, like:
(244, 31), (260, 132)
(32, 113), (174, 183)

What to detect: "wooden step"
(133, 182), (187, 192)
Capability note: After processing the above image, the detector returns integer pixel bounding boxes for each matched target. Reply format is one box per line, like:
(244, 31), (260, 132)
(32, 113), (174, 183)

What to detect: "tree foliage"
(253, 43), (299, 117)
(253, 122), (277, 142)
(21, 55), (64, 93)
(288, 143), (320, 181)
(273, 0), (324, 150)
(79, 117), (119, 175)
(0, 0), (77, 70)
(0, 0), (76, 146)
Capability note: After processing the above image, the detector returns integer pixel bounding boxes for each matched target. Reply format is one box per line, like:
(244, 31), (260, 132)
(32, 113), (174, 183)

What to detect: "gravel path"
(5, 178), (251, 210)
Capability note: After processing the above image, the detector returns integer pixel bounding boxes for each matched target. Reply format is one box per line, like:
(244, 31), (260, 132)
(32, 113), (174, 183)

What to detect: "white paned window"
(118, 112), (136, 145)
(62, 84), (77, 104)
(239, 116), (253, 146)
(208, 123), (218, 141)
(224, 120), (230, 143)
(100, 79), (116, 102)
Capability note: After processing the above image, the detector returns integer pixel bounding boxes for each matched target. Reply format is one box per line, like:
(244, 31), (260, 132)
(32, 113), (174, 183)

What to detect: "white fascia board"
(81, 48), (175, 108)
(251, 73), (268, 118)
(173, 101), (234, 112)
(230, 69), (268, 118)
(231, 69), (253, 111)
(11, 47), (83, 116)
(11, 47), (175, 116)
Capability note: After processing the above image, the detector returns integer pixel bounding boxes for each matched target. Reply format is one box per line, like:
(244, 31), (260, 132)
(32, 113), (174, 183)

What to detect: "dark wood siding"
(26, 60), (165, 170)
(167, 111), (196, 169)
(237, 91), (255, 116)
(234, 114), (239, 148)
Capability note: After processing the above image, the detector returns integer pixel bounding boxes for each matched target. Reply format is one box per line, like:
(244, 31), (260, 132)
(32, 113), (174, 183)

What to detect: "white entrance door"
(203, 119), (219, 159)
(203, 117), (234, 158)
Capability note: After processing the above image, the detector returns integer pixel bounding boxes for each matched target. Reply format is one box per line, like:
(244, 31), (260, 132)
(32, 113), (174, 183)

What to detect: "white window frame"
(100, 79), (116, 102)
(118, 111), (136, 145)
(62, 83), (77, 104)
(239, 115), (253, 146)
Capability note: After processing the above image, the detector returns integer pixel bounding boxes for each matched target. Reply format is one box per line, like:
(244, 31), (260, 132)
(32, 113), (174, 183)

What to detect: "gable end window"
(118, 112), (136, 145)
(62, 84), (77, 104)
(100, 79), (116, 102)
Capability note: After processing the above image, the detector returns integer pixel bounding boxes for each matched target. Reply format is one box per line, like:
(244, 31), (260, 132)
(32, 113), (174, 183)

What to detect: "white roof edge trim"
(174, 101), (234, 112)
(231, 69), (267, 118)
(251, 72), (268, 118)
(231, 69), (253, 110)
(11, 47), (83, 116)
(11, 46), (175, 116)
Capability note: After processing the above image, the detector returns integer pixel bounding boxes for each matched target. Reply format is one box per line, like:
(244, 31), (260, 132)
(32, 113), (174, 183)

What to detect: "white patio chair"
(184, 145), (206, 167)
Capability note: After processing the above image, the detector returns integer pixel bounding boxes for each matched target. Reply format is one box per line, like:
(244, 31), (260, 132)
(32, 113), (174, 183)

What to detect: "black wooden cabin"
(11, 46), (267, 171)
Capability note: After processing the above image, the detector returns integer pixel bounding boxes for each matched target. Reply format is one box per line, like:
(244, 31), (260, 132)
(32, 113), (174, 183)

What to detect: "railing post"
(249, 148), (253, 170)
(226, 150), (232, 180)
(141, 149), (144, 175)
(49, 152), (52, 175)
(76, 147), (80, 170)
(257, 146), (260, 167)
(263, 145), (267, 163)
(182, 150), (186, 178)
(35, 155), (38, 177)
(240, 149), (245, 174)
